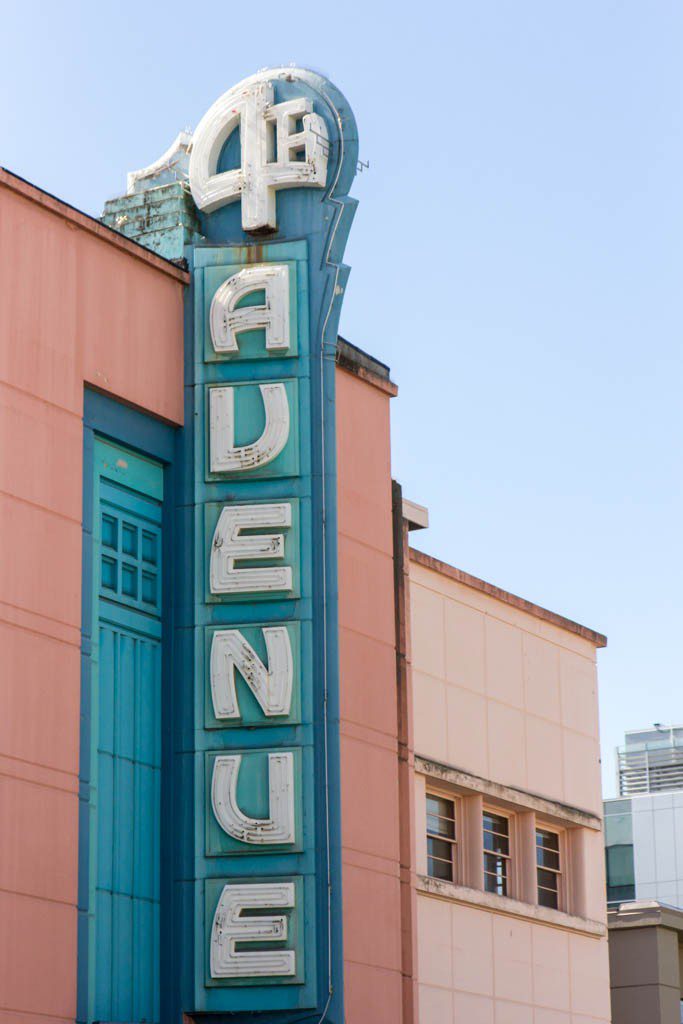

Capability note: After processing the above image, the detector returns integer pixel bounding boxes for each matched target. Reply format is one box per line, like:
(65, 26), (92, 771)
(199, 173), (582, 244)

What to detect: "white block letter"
(210, 882), (296, 978)
(210, 503), (293, 595)
(189, 76), (328, 230)
(211, 626), (293, 719)
(211, 752), (295, 845)
(210, 264), (290, 354)
(210, 383), (290, 473)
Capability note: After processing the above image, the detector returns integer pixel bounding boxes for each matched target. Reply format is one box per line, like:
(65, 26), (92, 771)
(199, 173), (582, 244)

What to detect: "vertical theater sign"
(182, 68), (358, 1019)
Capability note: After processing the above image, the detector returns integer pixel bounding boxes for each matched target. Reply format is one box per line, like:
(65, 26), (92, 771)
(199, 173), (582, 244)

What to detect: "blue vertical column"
(190, 241), (320, 1014)
(174, 67), (359, 1022)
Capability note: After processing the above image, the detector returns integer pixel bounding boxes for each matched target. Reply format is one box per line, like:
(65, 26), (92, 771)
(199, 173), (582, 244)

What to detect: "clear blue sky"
(4, 1), (681, 796)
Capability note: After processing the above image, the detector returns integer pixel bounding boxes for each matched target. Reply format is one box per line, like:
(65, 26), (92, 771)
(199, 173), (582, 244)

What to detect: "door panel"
(90, 440), (163, 1024)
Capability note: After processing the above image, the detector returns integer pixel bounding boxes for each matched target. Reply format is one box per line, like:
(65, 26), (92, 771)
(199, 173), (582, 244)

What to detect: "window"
(426, 794), (457, 881)
(605, 844), (635, 905)
(483, 811), (510, 896)
(536, 828), (561, 909)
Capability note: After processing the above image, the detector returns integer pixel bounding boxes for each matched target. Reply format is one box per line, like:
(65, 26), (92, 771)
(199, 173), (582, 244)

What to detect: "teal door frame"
(78, 389), (178, 1024)
(88, 438), (163, 1022)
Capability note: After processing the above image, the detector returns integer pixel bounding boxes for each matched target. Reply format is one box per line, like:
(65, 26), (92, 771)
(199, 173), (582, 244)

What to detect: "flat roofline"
(410, 548), (607, 648)
(624, 726), (683, 735)
(0, 166), (190, 284)
(336, 336), (398, 396)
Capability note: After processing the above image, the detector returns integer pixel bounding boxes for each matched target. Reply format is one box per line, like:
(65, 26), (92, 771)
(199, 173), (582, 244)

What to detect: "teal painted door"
(89, 439), (163, 1023)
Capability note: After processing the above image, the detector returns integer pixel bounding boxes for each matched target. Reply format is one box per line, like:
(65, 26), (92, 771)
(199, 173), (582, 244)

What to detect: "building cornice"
(608, 900), (683, 933)
(335, 337), (398, 397)
(415, 754), (602, 830)
(410, 548), (607, 648)
(0, 167), (191, 285)
(417, 875), (606, 938)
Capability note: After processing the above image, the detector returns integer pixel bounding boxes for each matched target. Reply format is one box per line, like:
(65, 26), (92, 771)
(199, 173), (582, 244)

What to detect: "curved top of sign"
(189, 67), (359, 236)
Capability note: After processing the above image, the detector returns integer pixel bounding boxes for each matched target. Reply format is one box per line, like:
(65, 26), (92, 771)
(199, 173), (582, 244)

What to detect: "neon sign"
(184, 67), (359, 1018)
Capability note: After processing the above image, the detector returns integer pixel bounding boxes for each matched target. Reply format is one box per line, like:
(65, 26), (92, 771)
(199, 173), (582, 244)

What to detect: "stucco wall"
(335, 365), (405, 1023)
(0, 173), (185, 1024)
(409, 560), (602, 814)
(409, 558), (611, 1023)
(416, 897), (611, 1023)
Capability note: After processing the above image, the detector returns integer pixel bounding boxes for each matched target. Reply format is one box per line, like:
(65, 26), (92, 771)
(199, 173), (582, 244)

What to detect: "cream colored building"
(408, 546), (611, 1023)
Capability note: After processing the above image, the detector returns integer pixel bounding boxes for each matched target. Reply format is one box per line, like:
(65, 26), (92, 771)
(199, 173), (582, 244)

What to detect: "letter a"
(210, 264), (290, 354)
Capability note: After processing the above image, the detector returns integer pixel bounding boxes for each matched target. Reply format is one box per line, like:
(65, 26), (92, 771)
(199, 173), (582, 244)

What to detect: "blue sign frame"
(174, 67), (358, 1023)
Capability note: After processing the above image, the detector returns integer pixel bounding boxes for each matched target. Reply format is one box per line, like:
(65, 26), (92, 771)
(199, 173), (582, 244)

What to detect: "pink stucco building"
(0, 168), (186, 1024)
(409, 551), (610, 1022)
(0, 67), (611, 1024)
(335, 330), (611, 1024)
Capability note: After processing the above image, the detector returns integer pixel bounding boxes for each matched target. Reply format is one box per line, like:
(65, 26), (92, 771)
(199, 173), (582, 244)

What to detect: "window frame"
(535, 824), (564, 911)
(425, 790), (459, 883)
(482, 806), (513, 899)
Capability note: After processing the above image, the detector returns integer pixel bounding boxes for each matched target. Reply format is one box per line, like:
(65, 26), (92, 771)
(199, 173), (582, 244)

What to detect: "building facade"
(408, 550), (611, 1022)
(0, 67), (612, 1024)
(608, 901), (683, 1024)
(605, 729), (683, 911)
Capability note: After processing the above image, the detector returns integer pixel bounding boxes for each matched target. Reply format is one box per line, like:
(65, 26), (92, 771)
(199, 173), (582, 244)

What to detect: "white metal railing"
(618, 743), (683, 796)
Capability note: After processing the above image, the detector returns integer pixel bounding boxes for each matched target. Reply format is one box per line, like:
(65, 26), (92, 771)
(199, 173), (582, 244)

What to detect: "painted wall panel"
(0, 890), (77, 1019)
(0, 381), (82, 520)
(0, 172), (185, 1023)
(335, 365), (405, 1024)
(0, 177), (185, 423)
(0, 775), (78, 903)
(0, 492), (82, 627)
(0, 621), (80, 774)
(410, 559), (610, 1021)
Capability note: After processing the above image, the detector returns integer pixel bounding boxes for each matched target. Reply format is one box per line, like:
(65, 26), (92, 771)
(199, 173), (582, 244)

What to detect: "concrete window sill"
(416, 874), (606, 937)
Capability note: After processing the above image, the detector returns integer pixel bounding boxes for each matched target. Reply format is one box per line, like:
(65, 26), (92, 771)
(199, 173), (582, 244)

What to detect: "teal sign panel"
(178, 66), (359, 1022)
